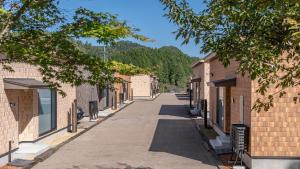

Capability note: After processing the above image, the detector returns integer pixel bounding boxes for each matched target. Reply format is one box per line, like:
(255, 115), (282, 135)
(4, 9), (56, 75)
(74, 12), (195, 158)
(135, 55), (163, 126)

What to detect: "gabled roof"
(191, 59), (204, 68)
(203, 53), (216, 62)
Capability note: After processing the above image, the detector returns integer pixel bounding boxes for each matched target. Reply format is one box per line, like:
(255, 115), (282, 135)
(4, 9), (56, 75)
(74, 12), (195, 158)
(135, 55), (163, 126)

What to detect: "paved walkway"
(32, 93), (218, 169)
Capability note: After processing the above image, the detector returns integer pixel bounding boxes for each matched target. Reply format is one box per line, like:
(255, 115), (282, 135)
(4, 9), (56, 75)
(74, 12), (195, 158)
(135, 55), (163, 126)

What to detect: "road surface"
(33, 93), (218, 169)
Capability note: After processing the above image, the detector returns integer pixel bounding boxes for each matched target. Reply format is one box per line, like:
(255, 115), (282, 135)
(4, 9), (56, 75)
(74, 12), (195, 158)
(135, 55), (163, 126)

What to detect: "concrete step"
(209, 139), (222, 149)
(98, 110), (113, 117)
(217, 135), (231, 144)
(13, 143), (49, 160)
(209, 137), (232, 154)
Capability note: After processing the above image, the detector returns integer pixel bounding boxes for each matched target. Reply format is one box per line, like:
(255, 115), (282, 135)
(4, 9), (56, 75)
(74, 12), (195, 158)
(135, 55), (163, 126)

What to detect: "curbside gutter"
(22, 101), (135, 169)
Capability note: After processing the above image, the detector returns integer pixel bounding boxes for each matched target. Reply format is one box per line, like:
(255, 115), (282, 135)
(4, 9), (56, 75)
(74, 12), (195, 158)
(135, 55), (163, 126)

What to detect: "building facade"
(131, 74), (159, 99)
(206, 53), (300, 169)
(0, 63), (76, 161)
(191, 59), (210, 112)
(76, 73), (131, 117)
(114, 73), (131, 106)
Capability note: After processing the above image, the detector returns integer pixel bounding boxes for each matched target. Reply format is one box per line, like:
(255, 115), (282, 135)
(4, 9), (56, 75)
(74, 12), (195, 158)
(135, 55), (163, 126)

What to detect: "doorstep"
(192, 118), (230, 169)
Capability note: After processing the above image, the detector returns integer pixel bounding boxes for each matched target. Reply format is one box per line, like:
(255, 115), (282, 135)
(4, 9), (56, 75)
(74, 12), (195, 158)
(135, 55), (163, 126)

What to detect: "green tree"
(161, 0), (300, 111)
(78, 41), (197, 92)
(0, 0), (148, 95)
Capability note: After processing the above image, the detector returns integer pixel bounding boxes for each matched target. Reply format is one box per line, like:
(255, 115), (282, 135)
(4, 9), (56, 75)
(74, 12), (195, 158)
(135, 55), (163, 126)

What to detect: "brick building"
(0, 63), (76, 165)
(76, 73), (131, 117)
(114, 73), (131, 106)
(131, 74), (159, 99)
(205, 53), (300, 169)
(191, 59), (210, 114)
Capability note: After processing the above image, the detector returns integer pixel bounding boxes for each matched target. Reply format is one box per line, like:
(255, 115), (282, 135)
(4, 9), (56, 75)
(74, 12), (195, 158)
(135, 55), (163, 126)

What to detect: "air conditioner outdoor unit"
(231, 124), (249, 168)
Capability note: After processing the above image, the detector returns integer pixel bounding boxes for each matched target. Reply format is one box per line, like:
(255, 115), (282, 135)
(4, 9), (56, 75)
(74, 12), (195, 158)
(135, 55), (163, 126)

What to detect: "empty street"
(32, 94), (218, 169)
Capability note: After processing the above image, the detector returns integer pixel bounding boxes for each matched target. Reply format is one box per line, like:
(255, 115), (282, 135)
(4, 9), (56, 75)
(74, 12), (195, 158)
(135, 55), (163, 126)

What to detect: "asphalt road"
(32, 93), (218, 169)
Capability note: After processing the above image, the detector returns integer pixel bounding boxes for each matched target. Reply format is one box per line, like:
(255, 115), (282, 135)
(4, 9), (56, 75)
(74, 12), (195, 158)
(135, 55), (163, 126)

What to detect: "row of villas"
(191, 53), (300, 169)
(0, 63), (159, 166)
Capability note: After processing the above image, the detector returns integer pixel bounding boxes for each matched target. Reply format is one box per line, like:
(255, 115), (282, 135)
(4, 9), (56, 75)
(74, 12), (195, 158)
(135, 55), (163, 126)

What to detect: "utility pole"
(103, 46), (106, 61)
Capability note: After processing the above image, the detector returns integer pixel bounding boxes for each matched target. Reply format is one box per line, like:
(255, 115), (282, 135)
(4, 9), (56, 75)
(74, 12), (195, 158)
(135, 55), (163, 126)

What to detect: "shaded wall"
(191, 62), (210, 111)
(209, 58), (251, 133)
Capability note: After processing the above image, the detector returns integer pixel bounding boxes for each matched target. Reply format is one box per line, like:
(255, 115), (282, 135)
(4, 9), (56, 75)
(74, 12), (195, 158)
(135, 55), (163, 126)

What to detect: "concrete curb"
(24, 101), (135, 169)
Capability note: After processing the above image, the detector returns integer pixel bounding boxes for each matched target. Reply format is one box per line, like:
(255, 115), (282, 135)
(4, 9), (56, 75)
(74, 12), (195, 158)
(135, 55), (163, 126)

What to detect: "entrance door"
(38, 89), (57, 135)
(217, 87), (224, 129)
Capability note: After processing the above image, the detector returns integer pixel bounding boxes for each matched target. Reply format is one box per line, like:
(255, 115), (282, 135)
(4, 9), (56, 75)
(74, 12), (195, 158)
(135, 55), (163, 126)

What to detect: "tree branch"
(0, 0), (31, 41)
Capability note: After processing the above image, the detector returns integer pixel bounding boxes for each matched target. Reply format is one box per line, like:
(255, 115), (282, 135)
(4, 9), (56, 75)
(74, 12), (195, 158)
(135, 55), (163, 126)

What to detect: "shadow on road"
(159, 105), (189, 118)
(66, 163), (153, 169)
(175, 93), (190, 100)
(149, 119), (217, 167)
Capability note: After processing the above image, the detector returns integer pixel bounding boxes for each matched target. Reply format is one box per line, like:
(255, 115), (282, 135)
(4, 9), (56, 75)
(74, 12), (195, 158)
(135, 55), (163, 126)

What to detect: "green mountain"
(79, 41), (198, 92)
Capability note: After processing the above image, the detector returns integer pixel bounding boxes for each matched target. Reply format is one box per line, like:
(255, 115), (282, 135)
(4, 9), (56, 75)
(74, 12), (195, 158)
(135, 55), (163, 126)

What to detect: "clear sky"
(59, 0), (206, 58)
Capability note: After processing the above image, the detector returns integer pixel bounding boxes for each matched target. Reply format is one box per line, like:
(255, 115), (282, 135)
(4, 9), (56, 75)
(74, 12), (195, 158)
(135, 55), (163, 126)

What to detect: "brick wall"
(0, 63), (75, 156)
(131, 75), (151, 97)
(209, 58), (252, 134)
(114, 73), (131, 104)
(251, 80), (300, 157)
(76, 84), (100, 116)
(191, 62), (210, 110)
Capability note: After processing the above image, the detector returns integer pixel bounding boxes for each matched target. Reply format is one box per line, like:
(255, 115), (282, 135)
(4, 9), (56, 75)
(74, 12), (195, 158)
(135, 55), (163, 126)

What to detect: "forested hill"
(79, 41), (198, 92)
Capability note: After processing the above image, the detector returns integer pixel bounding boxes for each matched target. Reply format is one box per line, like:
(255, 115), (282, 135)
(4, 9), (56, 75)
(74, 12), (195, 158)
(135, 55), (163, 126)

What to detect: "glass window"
(38, 89), (57, 135)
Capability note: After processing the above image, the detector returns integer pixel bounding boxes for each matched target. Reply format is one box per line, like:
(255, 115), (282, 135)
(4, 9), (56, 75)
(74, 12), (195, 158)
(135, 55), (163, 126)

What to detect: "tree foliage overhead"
(0, 0), (149, 95)
(161, 0), (300, 111)
(79, 41), (197, 91)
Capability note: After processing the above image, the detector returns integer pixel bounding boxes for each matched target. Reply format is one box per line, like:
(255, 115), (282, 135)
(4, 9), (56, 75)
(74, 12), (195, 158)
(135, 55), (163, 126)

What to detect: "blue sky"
(59, 0), (206, 58)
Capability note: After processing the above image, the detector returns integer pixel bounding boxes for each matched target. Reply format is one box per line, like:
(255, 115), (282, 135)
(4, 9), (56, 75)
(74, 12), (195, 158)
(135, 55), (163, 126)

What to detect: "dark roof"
(191, 60), (204, 68)
(207, 76), (236, 87)
(4, 78), (49, 88)
(191, 77), (201, 82)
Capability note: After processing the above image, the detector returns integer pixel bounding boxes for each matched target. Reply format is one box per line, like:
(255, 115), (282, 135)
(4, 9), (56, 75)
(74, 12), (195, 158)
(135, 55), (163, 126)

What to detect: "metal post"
(72, 100), (77, 133)
(130, 88), (133, 101)
(204, 99), (208, 128)
(8, 141), (12, 163)
(74, 99), (77, 132)
(113, 91), (118, 109)
(189, 89), (192, 108)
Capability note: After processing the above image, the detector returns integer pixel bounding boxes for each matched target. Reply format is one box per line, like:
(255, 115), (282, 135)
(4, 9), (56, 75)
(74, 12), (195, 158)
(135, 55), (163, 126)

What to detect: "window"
(38, 89), (57, 135)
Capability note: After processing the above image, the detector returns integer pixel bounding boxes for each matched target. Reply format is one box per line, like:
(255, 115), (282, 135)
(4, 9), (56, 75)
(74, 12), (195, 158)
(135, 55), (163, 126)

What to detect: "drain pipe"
(8, 140), (13, 163)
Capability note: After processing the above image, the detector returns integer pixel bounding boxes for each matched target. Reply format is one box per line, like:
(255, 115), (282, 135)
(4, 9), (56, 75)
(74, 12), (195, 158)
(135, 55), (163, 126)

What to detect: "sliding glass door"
(38, 89), (57, 135)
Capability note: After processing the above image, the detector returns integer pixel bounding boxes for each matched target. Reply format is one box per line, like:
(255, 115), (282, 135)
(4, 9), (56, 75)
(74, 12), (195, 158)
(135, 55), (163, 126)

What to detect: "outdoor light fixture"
(9, 102), (16, 107)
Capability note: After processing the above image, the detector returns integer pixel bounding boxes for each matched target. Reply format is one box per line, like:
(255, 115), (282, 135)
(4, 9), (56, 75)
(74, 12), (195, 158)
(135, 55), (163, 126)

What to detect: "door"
(217, 87), (224, 129)
(38, 89), (57, 135)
